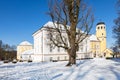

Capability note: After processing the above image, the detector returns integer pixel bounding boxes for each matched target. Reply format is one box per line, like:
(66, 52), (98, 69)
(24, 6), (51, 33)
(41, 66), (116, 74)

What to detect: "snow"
(89, 35), (99, 41)
(43, 21), (54, 27)
(19, 41), (32, 46)
(43, 21), (70, 30)
(0, 58), (120, 80)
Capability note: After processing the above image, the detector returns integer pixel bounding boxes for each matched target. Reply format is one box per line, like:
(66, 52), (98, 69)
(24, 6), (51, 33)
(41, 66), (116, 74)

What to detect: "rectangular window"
(81, 47), (83, 52)
(64, 37), (67, 43)
(64, 49), (66, 52)
(50, 45), (52, 52)
(94, 45), (96, 49)
(92, 44), (94, 49)
(64, 56), (67, 60)
(58, 47), (60, 52)
(57, 57), (60, 60)
(50, 57), (52, 61)
(79, 44), (83, 52)
(96, 45), (99, 49)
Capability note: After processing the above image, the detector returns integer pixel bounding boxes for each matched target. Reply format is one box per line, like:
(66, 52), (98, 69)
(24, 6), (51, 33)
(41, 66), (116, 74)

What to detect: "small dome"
(19, 41), (32, 46)
(96, 22), (105, 25)
(89, 35), (99, 41)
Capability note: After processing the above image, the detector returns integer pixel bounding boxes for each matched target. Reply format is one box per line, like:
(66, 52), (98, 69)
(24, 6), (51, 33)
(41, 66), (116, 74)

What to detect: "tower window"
(101, 26), (102, 29)
(102, 33), (104, 35)
(97, 27), (99, 29)
(104, 26), (105, 29)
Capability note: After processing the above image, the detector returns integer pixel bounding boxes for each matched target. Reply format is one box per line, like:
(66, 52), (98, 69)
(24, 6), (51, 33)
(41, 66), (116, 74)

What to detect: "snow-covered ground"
(0, 58), (120, 80)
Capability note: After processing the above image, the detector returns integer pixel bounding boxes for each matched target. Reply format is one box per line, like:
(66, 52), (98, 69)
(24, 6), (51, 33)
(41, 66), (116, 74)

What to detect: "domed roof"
(19, 41), (32, 46)
(97, 22), (105, 25)
(89, 35), (99, 41)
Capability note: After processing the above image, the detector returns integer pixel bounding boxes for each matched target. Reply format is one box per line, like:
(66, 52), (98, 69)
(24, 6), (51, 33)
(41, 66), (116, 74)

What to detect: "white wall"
(33, 26), (92, 62)
(33, 30), (43, 55)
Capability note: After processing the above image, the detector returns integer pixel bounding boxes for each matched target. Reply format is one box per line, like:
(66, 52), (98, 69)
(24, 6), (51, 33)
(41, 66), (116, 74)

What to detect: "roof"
(32, 21), (88, 37)
(97, 22), (105, 25)
(89, 35), (99, 41)
(32, 21), (70, 36)
(19, 41), (32, 46)
(43, 21), (69, 29)
(32, 21), (54, 35)
(104, 48), (113, 52)
(43, 21), (54, 27)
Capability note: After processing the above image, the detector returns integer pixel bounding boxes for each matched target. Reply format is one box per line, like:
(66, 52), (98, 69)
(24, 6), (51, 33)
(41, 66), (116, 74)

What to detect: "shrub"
(19, 60), (23, 62)
(28, 60), (32, 62)
(52, 60), (58, 62)
(12, 59), (17, 63)
(4, 60), (9, 63)
(106, 57), (113, 59)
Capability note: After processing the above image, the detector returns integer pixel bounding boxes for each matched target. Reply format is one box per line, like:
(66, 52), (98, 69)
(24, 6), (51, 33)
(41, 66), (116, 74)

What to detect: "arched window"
(97, 27), (99, 29)
(101, 26), (102, 29)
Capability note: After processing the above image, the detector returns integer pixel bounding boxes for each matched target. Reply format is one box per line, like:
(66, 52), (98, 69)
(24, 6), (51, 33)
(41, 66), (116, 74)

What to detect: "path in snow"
(0, 58), (120, 80)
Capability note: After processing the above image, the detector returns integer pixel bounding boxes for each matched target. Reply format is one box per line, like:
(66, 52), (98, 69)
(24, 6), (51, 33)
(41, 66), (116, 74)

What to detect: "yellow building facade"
(91, 22), (112, 57)
(90, 40), (101, 57)
(17, 41), (33, 60)
(104, 49), (113, 57)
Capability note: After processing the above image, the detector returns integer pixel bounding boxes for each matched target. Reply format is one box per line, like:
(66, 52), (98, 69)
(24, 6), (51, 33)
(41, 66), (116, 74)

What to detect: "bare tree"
(46, 0), (94, 66)
(0, 40), (2, 49)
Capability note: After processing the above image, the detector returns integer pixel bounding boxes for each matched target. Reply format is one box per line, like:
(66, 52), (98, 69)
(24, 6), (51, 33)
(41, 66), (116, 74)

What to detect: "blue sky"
(0, 0), (117, 48)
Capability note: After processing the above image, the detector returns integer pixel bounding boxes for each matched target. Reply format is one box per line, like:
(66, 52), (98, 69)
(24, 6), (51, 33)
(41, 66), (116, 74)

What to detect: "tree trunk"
(70, 55), (76, 64)
(113, 55), (114, 58)
(66, 48), (76, 66)
(66, 55), (72, 66)
(70, 47), (76, 65)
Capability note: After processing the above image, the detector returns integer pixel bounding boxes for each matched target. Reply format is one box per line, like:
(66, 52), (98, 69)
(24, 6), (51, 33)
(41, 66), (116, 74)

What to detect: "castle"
(17, 21), (113, 62)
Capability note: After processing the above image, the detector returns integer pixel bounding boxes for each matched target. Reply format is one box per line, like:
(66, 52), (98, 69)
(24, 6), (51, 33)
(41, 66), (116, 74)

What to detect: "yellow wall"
(17, 45), (33, 60)
(90, 41), (101, 57)
(104, 48), (113, 57)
